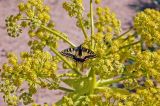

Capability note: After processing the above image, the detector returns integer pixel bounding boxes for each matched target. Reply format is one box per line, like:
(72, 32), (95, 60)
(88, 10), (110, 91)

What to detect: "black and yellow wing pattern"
(60, 45), (96, 62)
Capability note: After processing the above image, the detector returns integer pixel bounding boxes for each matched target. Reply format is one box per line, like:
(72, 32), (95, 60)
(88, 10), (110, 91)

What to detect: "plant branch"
(113, 27), (133, 41)
(21, 18), (76, 47)
(106, 40), (141, 56)
(79, 17), (88, 40)
(90, 0), (94, 49)
(119, 40), (141, 50)
(96, 75), (133, 87)
(122, 32), (137, 42)
(40, 25), (75, 47)
(88, 68), (96, 94)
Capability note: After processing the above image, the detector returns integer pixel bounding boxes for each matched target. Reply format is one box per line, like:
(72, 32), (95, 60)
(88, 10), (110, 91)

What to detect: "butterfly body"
(60, 45), (96, 63)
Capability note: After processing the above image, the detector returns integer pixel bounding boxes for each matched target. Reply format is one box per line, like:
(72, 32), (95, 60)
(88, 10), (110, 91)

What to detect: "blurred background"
(0, 0), (159, 105)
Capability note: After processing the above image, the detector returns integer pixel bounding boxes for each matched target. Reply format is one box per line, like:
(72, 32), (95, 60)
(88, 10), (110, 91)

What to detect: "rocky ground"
(0, 0), (151, 105)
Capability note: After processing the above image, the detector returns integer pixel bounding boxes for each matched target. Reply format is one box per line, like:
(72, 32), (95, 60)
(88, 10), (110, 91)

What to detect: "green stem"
(21, 18), (76, 47)
(58, 86), (75, 92)
(87, 0), (95, 94)
(79, 17), (88, 40)
(40, 25), (75, 47)
(88, 68), (96, 94)
(90, 0), (94, 49)
(50, 47), (82, 75)
(96, 76), (132, 87)
(119, 40), (141, 50)
(106, 40), (141, 56)
(22, 19), (82, 75)
(113, 27), (133, 41)
(122, 32), (136, 42)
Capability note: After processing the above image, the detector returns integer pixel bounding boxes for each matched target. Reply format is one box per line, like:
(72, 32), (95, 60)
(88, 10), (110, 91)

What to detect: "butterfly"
(60, 45), (96, 63)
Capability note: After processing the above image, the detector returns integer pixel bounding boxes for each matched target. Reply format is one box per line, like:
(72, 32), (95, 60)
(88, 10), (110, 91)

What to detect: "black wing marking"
(60, 52), (86, 62)
(61, 47), (75, 54)
(60, 52), (74, 58)
(82, 47), (96, 55)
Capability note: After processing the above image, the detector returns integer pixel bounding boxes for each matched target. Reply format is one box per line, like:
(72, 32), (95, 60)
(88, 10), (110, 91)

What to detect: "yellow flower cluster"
(18, 0), (51, 23)
(134, 9), (160, 46)
(1, 51), (59, 105)
(5, 14), (22, 37)
(95, 7), (121, 35)
(92, 7), (124, 61)
(28, 27), (59, 51)
(94, 84), (160, 106)
(89, 56), (124, 79)
(126, 50), (160, 82)
(6, 0), (59, 51)
(63, 0), (83, 18)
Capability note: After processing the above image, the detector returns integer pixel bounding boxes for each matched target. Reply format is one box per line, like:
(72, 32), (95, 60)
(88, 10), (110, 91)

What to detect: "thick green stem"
(50, 47), (82, 75)
(79, 17), (88, 40)
(41, 25), (75, 47)
(87, 1), (95, 94)
(88, 68), (96, 94)
(96, 76), (132, 87)
(90, 0), (94, 49)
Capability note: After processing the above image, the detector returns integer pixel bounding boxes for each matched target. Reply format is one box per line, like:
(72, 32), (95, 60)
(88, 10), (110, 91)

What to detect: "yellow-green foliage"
(1, 0), (160, 106)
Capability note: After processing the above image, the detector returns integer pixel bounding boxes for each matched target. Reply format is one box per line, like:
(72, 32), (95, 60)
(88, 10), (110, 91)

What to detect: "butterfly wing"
(61, 52), (85, 62)
(60, 45), (96, 63)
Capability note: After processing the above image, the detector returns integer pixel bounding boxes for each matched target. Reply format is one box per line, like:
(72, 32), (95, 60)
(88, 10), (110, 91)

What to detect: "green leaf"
(62, 76), (90, 96)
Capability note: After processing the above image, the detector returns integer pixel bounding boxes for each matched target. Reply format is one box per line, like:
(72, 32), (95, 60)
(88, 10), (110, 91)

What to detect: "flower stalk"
(88, 68), (96, 94)
(113, 27), (133, 41)
(78, 17), (88, 40)
(90, 0), (94, 49)
(40, 25), (76, 47)
(107, 40), (141, 56)
(96, 75), (133, 87)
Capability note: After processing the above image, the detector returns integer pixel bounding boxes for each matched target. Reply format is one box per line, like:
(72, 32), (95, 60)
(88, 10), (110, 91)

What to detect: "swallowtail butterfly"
(60, 45), (96, 63)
